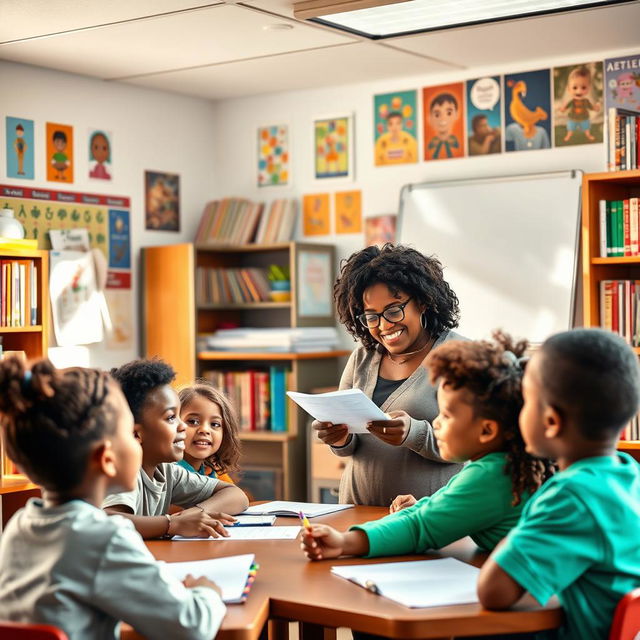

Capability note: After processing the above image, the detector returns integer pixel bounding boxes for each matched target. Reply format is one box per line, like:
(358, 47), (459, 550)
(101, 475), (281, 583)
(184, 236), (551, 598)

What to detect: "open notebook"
(243, 501), (353, 518)
(162, 553), (257, 604)
(331, 558), (480, 609)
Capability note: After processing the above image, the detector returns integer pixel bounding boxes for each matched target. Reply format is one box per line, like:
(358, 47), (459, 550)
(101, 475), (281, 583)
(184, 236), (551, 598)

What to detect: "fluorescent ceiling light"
(304, 0), (626, 39)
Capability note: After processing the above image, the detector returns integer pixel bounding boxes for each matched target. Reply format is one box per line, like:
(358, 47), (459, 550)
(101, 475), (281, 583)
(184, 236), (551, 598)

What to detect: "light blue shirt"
(0, 499), (226, 640)
(505, 123), (550, 150)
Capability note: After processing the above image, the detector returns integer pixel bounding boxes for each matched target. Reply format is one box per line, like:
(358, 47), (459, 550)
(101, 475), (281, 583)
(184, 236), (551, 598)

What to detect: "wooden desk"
(122, 506), (563, 640)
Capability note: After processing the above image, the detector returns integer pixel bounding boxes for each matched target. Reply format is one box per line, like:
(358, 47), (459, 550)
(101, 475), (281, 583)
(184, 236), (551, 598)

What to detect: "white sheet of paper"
(161, 553), (254, 603)
(331, 558), (480, 609)
(173, 526), (301, 541)
(228, 515), (276, 526)
(243, 501), (353, 518)
(287, 388), (388, 434)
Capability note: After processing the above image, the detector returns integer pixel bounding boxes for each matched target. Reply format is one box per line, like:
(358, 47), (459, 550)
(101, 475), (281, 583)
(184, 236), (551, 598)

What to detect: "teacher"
(315, 244), (464, 506)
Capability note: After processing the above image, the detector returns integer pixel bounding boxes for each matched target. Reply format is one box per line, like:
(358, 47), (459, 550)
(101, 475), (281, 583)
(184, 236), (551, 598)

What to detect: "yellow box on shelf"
(0, 237), (38, 251)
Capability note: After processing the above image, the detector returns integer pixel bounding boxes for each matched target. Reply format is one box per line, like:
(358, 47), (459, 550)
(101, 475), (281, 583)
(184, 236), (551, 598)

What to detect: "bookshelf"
(142, 242), (350, 500)
(582, 169), (640, 460)
(0, 246), (49, 526)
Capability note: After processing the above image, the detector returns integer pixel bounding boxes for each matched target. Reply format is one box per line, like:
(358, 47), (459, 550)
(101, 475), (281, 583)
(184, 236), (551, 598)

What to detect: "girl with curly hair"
(301, 332), (554, 563)
(314, 243), (465, 506)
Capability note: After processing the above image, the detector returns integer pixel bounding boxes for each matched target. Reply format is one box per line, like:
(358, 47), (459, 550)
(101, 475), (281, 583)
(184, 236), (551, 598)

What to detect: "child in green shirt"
(478, 328), (640, 640)
(300, 331), (555, 560)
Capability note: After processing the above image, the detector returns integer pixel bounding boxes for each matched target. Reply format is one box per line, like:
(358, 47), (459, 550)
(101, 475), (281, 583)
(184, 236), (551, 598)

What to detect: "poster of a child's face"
(466, 77), (502, 156)
(423, 83), (465, 161)
(553, 62), (603, 147)
(88, 130), (112, 180)
(373, 90), (418, 166)
(145, 170), (180, 231)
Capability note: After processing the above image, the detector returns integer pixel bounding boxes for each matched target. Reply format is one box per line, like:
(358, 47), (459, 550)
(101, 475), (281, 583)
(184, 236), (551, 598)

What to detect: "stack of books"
(196, 267), (271, 304)
(599, 279), (640, 346)
(0, 259), (38, 327)
(620, 415), (639, 442)
(607, 107), (639, 171)
(598, 198), (640, 257)
(195, 198), (297, 246)
(199, 327), (340, 353)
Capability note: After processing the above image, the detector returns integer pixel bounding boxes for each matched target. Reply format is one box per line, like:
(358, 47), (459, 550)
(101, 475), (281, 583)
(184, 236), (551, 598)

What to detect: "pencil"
(298, 510), (312, 532)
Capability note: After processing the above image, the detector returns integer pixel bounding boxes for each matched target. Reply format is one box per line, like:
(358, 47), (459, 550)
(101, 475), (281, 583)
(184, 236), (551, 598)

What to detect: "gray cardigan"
(331, 330), (464, 506)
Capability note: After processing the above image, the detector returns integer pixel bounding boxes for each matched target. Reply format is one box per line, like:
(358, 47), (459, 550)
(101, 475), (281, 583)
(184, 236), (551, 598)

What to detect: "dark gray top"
(372, 376), (407, 407)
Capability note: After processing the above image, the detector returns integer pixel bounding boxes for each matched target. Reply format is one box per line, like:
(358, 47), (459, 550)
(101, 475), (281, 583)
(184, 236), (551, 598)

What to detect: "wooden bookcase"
(0, 246), (49, 526)
(581, 169), (640, 460)
(142, 242), (350, 500)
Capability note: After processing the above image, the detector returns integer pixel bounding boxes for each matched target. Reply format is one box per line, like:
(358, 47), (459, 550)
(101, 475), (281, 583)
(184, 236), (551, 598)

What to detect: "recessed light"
(263, 23), (295, 31)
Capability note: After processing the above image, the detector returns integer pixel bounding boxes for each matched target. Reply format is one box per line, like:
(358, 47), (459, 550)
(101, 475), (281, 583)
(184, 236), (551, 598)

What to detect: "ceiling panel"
(122, 41), (458, 100)
(0, 3), (355, 79)
(0, 0), (223, 44)
(384, 3), (640, 67)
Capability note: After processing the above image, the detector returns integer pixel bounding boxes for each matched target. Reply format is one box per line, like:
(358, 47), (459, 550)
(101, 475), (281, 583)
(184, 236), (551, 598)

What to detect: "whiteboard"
(397, 171), (582, 344)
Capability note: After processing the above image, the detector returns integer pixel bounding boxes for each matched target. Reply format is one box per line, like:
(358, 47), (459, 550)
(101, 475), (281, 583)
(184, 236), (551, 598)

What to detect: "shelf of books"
(582, 170), (640, 459)
(143, 241), (351, 500)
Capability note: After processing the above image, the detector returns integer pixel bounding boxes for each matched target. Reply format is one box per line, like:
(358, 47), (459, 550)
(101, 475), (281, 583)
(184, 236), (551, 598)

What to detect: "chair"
(0, 621), (69, 640)
(609, 588), (640, 640)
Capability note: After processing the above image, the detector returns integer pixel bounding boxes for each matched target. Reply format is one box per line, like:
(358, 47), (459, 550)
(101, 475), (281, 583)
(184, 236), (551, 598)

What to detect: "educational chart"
(466, 77), (502, 155)
(0, 183), (133, 349)
(258, 124), (290, 187)
(423, 82), (465, 161)
(5, 116), (35, 180)
(314, 116), (351, 179)
(373, 90), (418, 166)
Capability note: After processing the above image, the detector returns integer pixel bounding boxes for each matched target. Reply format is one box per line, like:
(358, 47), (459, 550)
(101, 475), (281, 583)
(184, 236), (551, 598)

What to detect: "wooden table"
(122, 506), (563, 640)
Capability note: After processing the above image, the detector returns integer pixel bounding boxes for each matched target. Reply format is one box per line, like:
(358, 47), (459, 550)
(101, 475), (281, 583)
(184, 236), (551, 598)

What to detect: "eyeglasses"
(357, 298), (412, 329)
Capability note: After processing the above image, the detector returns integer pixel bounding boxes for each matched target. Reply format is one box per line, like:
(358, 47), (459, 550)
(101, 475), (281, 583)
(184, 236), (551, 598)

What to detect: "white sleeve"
(102, 481), (139, 512)
(92, 522), (226, 640)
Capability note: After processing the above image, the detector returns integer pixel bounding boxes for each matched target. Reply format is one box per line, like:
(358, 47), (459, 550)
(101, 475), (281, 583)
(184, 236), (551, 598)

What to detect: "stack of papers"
(243, 501), (354, 517)
(200, 327), (340, 353)
(331, 558), (480, 608)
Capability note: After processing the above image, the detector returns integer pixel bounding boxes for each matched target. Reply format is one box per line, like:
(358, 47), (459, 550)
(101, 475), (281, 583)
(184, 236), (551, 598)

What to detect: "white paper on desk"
(331, 558), (480, 609)
(286, 388), (388, 434)
(173, 526), (301, 541)
(161, 553), (254, 603)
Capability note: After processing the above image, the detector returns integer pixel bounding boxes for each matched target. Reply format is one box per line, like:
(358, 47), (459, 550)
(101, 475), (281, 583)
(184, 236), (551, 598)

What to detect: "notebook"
(227, 515), (276, 527)
(331, 558), (480, 609)
(243, 501), (354, 518)
(162, 553), (257, 604)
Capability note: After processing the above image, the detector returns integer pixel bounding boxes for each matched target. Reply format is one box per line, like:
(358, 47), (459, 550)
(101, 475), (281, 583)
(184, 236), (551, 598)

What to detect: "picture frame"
(295, 244), (334, 319)
(144, 170), (180, 231)
(257, 123), (290, 187)
(313, 114), (354, 181)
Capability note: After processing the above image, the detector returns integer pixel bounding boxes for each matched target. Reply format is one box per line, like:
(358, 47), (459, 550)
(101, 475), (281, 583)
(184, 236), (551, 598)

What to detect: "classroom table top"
(121, 505), (563, 640)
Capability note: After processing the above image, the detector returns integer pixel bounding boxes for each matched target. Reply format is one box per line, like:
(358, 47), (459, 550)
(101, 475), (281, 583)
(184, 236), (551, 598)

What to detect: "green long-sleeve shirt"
(352, 451), (530, 556)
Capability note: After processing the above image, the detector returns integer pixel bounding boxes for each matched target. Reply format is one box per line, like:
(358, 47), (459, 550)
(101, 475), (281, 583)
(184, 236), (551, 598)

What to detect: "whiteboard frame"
(396, 170), (583, 339)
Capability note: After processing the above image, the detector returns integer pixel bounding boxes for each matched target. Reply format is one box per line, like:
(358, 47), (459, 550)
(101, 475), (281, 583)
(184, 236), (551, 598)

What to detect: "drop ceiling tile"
(121, 41), (458, 100)
(0, 0), (223, 44)
(0, 3), (355, 79)
(385, 3), (640, 67)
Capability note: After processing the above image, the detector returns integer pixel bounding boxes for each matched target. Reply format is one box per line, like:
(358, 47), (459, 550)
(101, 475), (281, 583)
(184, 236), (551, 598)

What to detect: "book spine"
(608, 107), (617, 171)
(631, 197), (639, 256)
(624, 199), (631, 256)
(626, 116), (632, 172)
(616, 201), (624, 257)
(599, 200), (607, 258)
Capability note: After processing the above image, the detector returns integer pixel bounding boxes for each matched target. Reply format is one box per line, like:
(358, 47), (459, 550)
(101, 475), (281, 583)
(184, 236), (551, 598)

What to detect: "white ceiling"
(1, 0), (639, 101)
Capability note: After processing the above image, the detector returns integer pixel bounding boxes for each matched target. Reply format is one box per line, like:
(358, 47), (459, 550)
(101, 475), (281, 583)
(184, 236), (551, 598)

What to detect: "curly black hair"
(0, 357), (114, 492)
(425, 331), (555, 506)
(110, 358), (175, 423)
(334, 244), (460, 350)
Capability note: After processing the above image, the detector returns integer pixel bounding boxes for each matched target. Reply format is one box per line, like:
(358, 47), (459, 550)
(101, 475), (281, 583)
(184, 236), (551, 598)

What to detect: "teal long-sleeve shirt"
(352, 451), (530, 556)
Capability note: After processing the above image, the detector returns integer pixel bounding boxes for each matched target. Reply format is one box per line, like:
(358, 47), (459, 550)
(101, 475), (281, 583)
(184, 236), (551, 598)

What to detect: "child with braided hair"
(300, 331), (554, 561)
(0, 357), (226, 640)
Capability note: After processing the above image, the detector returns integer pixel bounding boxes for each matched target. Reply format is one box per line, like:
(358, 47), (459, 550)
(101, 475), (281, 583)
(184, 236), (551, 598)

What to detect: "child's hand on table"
(299, 524), (346, 561)
(183, 574), (222, 596)
(390, 494), (417, 513)
(168, 508), (232, 538)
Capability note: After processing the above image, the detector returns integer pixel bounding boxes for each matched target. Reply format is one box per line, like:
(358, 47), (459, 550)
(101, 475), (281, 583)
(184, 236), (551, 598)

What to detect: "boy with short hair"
(103, 359), (249, 539)
(478, 328), (640, 640)
(427, 93), (460, 159)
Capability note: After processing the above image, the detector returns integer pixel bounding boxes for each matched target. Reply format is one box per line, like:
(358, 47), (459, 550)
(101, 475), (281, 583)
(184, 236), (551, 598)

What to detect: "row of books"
(196, 267), (271, 304)
(0, 259), (38, 327)
(195, 198), (297, 246)
(620, 415), (639, 442)
(607, 107), (640, 171)
(598, 198), (640, 257)
(599, 280), (640, 346)
(199, 327), (340, 353)
(202, 367), (289, 432)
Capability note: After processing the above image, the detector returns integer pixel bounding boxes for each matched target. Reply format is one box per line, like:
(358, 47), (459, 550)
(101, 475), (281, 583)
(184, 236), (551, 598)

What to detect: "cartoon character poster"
(373, 90), (418, 166)
(314, 116), (352, 179)
(144, 170), (180, 231)
(6, 117), (34, 180)
(258, 124), (289, 187)
(335, 190), (362, 234)
(466, 77), (502, 155)
(46, 122), (73, 182)
(302, 193), (330, 236)
(553, 62), (603, 147)
(423, 82), (465, 161)
(365, 215), (396, 248)
(504, 69), (551, 152)
(604, 54), (640, 110)
(88, 130), (112, 180)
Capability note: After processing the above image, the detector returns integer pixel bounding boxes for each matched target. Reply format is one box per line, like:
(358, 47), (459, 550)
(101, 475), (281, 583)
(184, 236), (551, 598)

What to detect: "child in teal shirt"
(300, 331), (555, 560)
(478, 328), (640, 640)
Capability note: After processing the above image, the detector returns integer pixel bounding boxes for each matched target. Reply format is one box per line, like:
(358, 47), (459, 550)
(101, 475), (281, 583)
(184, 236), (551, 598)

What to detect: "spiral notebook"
(163, 553), (258, 603)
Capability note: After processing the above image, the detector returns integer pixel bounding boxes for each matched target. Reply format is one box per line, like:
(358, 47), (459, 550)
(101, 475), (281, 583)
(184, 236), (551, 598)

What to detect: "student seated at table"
(103, 359), (248, 539)
(478, 328), (640, 640)
(0, 357), (226, 640)
(300, 332), (555, 560)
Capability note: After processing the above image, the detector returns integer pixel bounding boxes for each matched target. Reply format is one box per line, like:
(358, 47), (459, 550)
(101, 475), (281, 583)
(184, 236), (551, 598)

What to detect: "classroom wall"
(0, 61), (217, 369)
